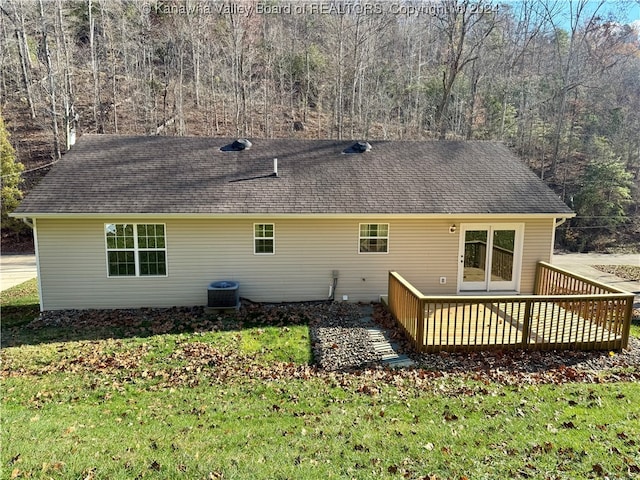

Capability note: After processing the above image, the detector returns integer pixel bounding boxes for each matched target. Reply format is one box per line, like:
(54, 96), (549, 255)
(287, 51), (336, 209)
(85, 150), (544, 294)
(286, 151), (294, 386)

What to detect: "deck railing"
(463, 240), (515, 282)
(387, 262), (634, 353)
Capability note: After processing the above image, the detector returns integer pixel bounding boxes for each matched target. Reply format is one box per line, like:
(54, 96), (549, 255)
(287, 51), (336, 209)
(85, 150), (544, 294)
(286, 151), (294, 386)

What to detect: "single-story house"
(12, 135), (574, 311)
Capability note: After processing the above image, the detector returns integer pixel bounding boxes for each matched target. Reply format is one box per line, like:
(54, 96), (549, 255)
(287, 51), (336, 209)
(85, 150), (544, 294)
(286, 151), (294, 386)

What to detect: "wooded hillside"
(1, 0), (638, 251)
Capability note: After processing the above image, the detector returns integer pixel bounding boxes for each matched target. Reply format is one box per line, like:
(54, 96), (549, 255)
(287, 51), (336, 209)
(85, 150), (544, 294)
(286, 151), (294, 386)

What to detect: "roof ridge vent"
(221, 138), (252, 152)
(343, 141), (372, 154)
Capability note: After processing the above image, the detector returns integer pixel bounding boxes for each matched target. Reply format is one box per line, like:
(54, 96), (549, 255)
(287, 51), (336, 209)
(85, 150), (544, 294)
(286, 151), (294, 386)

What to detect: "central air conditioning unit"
(207, 281), (240, 310)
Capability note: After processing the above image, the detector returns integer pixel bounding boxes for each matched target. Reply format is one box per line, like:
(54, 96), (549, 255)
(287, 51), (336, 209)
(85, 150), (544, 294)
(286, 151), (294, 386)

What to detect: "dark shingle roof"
(14, 135), (573, 216)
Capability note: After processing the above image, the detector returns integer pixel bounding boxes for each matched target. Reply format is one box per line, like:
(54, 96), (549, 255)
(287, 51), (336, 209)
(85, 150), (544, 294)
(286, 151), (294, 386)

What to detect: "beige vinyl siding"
(520, 217), (556, 293)
(34, 217), (557, 310)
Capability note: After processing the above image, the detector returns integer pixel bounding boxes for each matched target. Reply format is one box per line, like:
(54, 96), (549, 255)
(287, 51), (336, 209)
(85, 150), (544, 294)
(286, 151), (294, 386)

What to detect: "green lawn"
(0, 278), (39, 327)
(2, 281), (639, 479)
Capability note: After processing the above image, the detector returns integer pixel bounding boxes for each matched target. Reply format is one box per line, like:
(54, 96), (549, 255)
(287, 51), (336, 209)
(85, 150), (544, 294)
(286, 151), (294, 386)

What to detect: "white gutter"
(11, 212), (577, 220)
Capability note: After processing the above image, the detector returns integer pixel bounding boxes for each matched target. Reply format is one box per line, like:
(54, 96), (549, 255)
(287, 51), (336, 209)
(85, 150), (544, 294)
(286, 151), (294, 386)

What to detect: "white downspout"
(22, 218), (43, 311)
(550, 217), (570, 263)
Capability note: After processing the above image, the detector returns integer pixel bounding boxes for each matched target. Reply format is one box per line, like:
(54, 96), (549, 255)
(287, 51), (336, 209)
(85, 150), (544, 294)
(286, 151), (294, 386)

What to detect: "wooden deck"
(387, 262), (634, 353)
(424, 301), (622, 350)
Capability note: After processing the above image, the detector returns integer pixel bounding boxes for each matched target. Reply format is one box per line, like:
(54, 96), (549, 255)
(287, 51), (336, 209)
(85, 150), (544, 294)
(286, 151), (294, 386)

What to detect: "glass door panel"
(491, 230), (515, 282)
(462, 230), (489, 290)
(489, 229), (516, 290)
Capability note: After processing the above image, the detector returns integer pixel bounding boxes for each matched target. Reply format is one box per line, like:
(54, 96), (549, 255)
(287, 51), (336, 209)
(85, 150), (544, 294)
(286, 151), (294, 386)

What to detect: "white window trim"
(358, 223), (389, 254)
(253, 223), (275, 255)
(105, 223), (168, 277)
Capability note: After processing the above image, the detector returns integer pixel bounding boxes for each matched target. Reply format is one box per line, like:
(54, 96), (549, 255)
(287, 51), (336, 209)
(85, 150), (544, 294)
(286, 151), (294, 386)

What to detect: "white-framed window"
(105, 223), (167, 277)
(254, 223), (275, 255)
(359, 223), (389, 253)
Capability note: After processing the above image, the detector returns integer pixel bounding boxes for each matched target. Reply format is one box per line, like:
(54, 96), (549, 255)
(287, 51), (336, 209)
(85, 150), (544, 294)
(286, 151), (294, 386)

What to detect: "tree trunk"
(88, 0), (100, 132)
(9, 1), (36, 119)
(55, 0), (76, 148)
(38, 0), (61, 160)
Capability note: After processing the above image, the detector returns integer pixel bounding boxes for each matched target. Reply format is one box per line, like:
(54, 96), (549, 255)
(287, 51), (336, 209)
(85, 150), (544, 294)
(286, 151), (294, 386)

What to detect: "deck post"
(533, 262), (543, 295)
(415, 298), (425, 352)
(521, 299), (532, 349)
(621, 294), (634, 349)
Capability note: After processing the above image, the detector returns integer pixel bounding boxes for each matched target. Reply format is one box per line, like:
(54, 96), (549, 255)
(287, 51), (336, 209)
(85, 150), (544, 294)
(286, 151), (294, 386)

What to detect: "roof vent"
(221, 138), (252, 152)
(343, 141), (372, 154)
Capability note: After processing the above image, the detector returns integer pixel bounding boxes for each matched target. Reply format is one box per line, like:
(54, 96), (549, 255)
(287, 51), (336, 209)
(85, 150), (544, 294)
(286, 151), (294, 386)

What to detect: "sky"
(501, 0), (640, 30)
(577, 0), (640, 25)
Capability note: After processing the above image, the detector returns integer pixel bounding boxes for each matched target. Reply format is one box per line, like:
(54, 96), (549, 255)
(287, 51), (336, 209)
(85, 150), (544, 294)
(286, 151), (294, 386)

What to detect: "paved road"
(1, 255), (37, 291)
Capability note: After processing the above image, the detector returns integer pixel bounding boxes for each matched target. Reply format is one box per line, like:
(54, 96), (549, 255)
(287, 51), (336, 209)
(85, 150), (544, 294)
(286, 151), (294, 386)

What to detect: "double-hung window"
(359, 223), (389, 253)
(106, 223), (167, 276)
(254, 223), (275, 254)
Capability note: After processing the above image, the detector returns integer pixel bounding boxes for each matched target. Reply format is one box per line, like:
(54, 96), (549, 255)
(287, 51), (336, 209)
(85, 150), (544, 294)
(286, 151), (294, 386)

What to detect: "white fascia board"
(11, 212), (576, 220)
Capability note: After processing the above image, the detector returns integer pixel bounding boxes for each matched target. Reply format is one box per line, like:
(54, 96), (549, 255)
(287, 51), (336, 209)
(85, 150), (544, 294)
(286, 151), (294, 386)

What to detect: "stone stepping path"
(358, 305), (415, 368)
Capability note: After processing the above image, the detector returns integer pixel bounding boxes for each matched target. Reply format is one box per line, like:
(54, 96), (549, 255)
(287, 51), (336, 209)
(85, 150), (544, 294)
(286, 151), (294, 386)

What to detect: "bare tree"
(433, 0), (498, 139)
(1, 0), (36, 119)
(37, 0), (60, 160)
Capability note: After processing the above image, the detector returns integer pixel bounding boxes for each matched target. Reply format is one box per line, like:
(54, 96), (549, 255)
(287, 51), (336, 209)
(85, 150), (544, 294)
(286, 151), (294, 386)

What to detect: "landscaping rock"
(309, 303), (381, 371)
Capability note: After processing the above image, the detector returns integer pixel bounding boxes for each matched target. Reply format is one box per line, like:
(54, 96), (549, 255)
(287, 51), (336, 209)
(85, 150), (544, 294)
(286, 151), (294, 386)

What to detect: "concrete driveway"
(551, 252), (640, 296)
(1, 255), (37, 291)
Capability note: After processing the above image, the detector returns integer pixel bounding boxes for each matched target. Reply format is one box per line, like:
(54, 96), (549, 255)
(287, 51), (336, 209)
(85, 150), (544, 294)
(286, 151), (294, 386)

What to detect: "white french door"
(458, 224), (523, 292)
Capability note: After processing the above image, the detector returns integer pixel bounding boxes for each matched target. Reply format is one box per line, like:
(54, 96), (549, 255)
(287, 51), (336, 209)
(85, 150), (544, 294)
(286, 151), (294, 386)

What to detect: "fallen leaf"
(42, 461), (65, 473)
(443, 412), (458, 421)
(82, 467), (96, 480)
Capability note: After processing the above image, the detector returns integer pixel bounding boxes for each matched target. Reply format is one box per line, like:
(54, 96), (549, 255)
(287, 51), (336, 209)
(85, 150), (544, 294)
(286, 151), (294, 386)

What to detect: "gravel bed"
(21, 307), (211, 338)
(412, 337), (640, 374)
(309, 303), (381, 371)
(592, 264), (640, 282)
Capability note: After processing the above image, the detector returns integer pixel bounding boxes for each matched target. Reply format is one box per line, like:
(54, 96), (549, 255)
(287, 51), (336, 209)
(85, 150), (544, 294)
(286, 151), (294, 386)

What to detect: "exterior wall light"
(449, 224), (457, 234)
